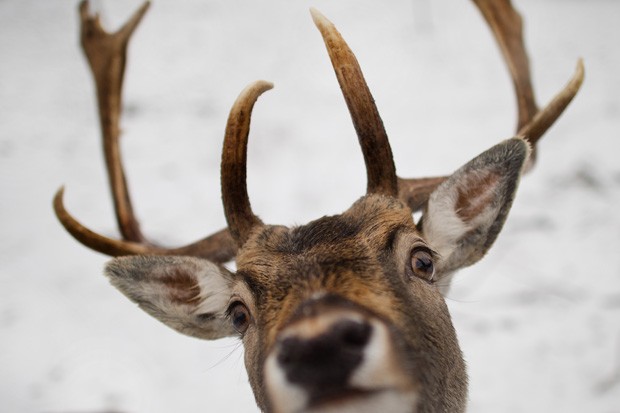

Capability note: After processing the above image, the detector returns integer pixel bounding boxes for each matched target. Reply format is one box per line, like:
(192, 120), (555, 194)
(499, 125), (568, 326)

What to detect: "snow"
(1, 0), (619, 412)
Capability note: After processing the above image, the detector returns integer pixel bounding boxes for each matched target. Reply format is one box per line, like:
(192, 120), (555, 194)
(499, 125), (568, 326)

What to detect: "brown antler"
(53, 1), (236, 263)
(75, 0), (150, 243)
(221, 81), (273, 246)
(400, 0), (584, 211)
(311, 8), (399, 197)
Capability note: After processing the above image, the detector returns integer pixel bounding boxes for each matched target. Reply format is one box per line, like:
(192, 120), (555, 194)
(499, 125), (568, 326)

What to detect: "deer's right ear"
(105, 256), (236, 340)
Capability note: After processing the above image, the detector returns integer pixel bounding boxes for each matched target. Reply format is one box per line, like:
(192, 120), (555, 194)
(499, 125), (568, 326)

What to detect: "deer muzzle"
(264, 295), (418, 413)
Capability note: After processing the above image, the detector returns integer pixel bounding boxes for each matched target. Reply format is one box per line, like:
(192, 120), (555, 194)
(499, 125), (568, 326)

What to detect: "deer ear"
(420, 138), (530, 275)
(105, 256), (236, 340)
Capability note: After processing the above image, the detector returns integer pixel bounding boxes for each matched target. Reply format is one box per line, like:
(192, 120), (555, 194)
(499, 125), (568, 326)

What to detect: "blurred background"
(1, 0), (618, 411)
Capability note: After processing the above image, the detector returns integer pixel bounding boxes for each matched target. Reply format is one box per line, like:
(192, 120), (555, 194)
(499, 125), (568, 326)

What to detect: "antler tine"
(54, 188), (236, 262)
(398, 0), (584, 212)
(472, 0), (584, 166)
(310, 8), (399, 197)
(517, 59), (584, 146)
(78, 0), (150, 242)
(54, 1), (237, 263)
(472, 0), (538, 133)
(221, 81), (273, 247)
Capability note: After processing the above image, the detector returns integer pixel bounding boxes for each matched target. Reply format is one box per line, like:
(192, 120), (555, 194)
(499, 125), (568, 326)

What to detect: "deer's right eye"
(228, 302), (251, 335)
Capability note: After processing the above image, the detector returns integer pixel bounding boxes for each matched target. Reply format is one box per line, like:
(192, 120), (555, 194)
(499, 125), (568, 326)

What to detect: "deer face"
(56, 2), (583, 413)
(234, 194), (464, 413)
(105, 135), (529, 413)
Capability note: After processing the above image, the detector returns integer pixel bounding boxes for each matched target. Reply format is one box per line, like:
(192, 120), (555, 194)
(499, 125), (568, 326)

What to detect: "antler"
(398, 0), (584, 210)
(221, 81), (273, 246)
(471, 0), (584, 167)
(56, 1), (584, 260)
(311, 9), (399, 197)
(312, 1), (583, 212)
(53, 1), (236, 263)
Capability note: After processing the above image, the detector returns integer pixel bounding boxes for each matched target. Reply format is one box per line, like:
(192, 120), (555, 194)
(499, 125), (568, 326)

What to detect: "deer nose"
(276, 318), (373, 391)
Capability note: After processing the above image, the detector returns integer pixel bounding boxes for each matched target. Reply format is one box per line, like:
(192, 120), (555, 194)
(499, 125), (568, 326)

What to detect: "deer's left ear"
(420, 138), (530, 275)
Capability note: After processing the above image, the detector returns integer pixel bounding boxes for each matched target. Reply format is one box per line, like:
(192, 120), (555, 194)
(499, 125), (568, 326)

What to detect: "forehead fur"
(235, 195), (416, 335)
(238, 194), (413, 266)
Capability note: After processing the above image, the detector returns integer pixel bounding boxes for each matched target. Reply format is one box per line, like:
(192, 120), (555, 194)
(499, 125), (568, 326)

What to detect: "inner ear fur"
(420, 138), (530, 274)
(105, 256), (236, 340)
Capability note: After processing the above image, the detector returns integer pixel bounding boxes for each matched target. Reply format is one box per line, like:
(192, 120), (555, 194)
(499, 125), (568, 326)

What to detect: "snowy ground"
(1, 0), (619, 412)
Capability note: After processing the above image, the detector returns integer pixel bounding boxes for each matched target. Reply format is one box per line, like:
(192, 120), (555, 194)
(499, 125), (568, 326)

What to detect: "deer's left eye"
(410, 247), (435, 282)
(227, 302), (251, 335)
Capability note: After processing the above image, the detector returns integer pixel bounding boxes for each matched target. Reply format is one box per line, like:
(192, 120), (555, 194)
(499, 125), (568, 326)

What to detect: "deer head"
(54, 1), (583, 412)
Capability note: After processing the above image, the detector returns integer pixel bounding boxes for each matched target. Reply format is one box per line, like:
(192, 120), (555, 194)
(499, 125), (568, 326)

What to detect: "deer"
(53, 1), (584, 412)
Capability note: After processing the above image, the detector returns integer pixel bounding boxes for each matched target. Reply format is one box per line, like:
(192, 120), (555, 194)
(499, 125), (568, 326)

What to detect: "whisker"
(205, 340), (244, 371)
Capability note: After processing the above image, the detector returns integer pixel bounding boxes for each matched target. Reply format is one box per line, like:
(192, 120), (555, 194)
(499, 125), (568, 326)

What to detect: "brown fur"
(161, 270), (202, 305)
(234, 194), (467, 412)
(455, 172), (501, 222)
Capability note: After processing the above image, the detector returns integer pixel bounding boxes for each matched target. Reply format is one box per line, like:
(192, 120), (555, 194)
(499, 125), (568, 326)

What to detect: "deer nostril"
(336, 319), (372, 348)
(276, 337), (300, 366)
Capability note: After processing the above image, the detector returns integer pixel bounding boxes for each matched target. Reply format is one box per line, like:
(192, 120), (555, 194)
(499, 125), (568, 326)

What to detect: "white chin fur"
(303, 390), (418, 413)
(265, 351), (309, 413)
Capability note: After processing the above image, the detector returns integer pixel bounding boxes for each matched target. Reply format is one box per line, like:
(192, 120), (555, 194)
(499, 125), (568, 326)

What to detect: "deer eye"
(410, 247), (435, 282)
(227, 301), (251, 335)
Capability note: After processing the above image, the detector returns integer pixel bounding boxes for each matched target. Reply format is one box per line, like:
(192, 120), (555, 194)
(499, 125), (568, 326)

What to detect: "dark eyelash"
(411, 245), (439, 260)
(225, 300), (242, 319)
